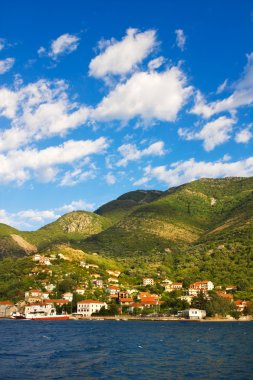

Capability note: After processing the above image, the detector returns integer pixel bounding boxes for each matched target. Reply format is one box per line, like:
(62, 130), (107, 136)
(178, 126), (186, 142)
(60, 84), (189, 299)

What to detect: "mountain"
(80, 177), (253, 284)
(95, 189), (163, 223)
(0, 177), (252, 285)
(0, 211), (112, 259)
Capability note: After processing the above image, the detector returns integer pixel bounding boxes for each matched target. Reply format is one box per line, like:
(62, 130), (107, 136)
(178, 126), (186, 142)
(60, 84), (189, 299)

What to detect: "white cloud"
(216, 79), (228, 94)
(50, 33), (80, 59)
(178, 116), (236, 151)
(89, 28), (156, 78)
(235, 126), (252, 143)
(37, 46), (46, 57)
(38, 33), (80, 60)
(148, 56), (165, 71)
(117, 141), (165, 167)
(104, 172), (116, 185)
(0, 199), (95, 230)
(0, 58), (15, 74)
(175, 29), (186, 51)
(134, 156), (253, 187)
(57, 199), (95, 212)
(59, 168), (96, 186)
(0, 137), (108, 185)
(0, 79), (89, 151)
(191, 52), (253, 118)
(92, 66), (193, 122)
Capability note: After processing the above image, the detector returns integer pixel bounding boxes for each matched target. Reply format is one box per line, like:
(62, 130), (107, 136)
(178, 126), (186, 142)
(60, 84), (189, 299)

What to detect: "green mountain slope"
(95, 190), (163, 223)
(0, 211), (112, 259)
(79, 177), (253, 284)
(0, 177), (252, 285)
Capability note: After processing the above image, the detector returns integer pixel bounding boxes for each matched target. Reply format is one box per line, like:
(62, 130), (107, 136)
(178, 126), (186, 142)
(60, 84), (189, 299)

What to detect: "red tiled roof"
(44, 299), (69, 304)
(0, 301), (14, 305)
(78, 299), (105, 304)
(216, 291), (233, 300)
(119, 298), (133, 303)
(29, 289), (41, 293)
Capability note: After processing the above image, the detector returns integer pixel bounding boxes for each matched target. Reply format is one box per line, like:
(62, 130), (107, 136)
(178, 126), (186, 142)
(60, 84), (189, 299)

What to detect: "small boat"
(11, 312), (27, 320)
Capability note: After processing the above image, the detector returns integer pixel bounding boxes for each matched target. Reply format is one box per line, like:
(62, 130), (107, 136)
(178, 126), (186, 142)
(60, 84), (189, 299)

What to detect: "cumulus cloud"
(175, 29), (186, 51)
(92, 66), (193, 122)
(178, 116), (236, 151)
(235, 126), (252, 143)
(89, 28), (156, 78)
(148, 56), (165, 71)
(134, 156), (253, 187)
(59, 168), (97, 186)
(38, 33), (80, 60)
(0, 137), (108, 185)
(191, 52), (253, 118)
(0, 199), (94, 230)
(117, 141), (165, 167)
(104, 172), (116, 185)
(57, 199), (95, 212)
(0, 79), (89, 151)
(0, 58), (15, 74)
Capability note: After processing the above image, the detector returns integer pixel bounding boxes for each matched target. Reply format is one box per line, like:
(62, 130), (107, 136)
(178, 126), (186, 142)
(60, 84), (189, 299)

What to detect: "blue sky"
(0, 0), (252, 230)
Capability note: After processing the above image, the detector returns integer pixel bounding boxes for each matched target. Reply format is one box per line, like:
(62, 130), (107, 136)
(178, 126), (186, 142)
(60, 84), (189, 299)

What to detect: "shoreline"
(69, 316), (253, 322)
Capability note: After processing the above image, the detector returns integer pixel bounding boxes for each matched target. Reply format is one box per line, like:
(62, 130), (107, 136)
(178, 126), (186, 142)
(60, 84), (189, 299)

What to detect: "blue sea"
(0, 320), (252, 380)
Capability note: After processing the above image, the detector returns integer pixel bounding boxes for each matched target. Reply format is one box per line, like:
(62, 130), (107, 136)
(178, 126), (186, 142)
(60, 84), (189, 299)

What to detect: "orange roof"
(217, 291), (233, 300)
(234, 299), (249, 306)
(130, 302), (143, 307)
(29, 289), (41, 292)
(139, 292), (151, 297)
(78, 299), (105, 304)
(0, 301), (14, 305)
(141, 300), (159, 305)
(119, 298), (133, 303)
(108, 285), (120, 290)
(45, 299), (69, 304)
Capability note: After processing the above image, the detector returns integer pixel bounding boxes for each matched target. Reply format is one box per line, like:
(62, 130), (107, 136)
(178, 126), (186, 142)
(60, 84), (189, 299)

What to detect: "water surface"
(0, 320), (252, 379)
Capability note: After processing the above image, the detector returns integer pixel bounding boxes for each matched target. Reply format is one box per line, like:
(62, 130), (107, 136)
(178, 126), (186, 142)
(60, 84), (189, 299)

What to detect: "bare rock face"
(11, 234), (37, 253)
(58, 212), (104, 234)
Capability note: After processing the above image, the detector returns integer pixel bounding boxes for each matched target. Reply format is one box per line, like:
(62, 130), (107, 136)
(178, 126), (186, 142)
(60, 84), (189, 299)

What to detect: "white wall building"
(77, 300), (107, 316)
(63, 292), (73, 302)
(143, 278), (154, 286)
(179, 308), (206, 320)
(189, 281), (214, 296)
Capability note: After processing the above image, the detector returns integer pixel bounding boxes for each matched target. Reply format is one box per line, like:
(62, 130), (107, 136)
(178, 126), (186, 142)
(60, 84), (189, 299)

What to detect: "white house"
(77, 300), (107, 316)
(189, 281), (214, 296)
(106, 285), (120, 295)
(75, 288), (85, 295)
(164, 282), (183, 292)
(179, 308), (206, 320)
(143, 278), (154, 286)
(94, 279), (103, 288)
(106, 270), (121, 277)
(63, 292), (73, 302)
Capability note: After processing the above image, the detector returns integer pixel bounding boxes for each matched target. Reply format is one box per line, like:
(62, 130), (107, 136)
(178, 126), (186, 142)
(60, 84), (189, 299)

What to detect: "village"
(0, 252), (252, 321)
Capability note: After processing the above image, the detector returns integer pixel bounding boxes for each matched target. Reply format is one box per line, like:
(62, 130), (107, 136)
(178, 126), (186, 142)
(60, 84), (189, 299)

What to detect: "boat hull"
(28, 315), (69, 320)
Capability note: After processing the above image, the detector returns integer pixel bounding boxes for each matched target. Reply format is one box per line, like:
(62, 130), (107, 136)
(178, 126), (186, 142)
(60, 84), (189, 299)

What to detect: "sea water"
(0, 320), (252, 379)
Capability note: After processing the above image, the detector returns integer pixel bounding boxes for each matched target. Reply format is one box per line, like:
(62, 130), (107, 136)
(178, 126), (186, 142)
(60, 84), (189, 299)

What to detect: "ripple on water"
(0, 320), (252, 380)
